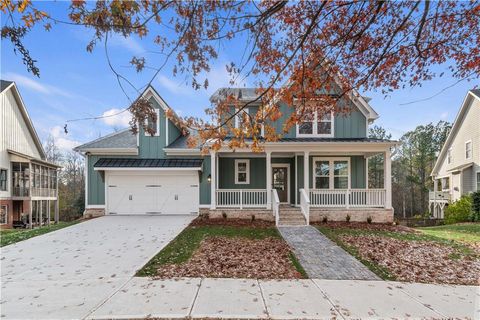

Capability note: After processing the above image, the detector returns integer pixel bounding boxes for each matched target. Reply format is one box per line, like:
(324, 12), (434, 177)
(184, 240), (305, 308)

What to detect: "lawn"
(416, 223), (480, 244)
(1, 220), (81, 247)
(137, 218), (307, 279)
(316, 222), (479, 285)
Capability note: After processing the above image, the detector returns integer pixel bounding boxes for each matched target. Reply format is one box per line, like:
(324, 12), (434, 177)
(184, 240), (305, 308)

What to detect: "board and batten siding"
(138, 97), (182, 158)
(1, 86), (43, 198)
(435, 96), (480, 198)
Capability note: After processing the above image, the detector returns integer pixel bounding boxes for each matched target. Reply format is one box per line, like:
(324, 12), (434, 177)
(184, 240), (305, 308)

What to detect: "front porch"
(207, 143), (393, 225)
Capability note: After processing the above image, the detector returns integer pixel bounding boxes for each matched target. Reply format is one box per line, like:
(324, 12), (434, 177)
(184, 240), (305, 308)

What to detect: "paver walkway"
(88, 277), (478, 319)
(279, 225), (380, 280)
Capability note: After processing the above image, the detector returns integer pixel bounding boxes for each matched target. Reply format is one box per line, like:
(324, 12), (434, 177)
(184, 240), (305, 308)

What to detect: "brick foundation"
(0, 199), (13, 229)
(84, 208), (105, 218)
(199, 208), (274, 222)
(200, 207), (393, 223)
(310, 208), (394, 223)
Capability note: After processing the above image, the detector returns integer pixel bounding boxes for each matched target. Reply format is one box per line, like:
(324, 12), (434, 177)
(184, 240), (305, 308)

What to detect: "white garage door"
(106, 171), (199, 215)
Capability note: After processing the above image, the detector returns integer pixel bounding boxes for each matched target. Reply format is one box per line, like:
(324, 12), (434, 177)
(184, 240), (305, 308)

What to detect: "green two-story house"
(75, 85), (396, 225)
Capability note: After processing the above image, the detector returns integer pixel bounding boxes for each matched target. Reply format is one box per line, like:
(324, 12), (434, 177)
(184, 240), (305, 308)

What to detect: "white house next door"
(106, 171), (199, 215)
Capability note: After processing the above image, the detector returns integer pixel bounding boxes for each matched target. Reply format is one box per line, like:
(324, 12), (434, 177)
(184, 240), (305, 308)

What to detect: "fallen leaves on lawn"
(341, 235), (480, 285)
(154, 236), (302, 279)
(315, 222), (413, 233)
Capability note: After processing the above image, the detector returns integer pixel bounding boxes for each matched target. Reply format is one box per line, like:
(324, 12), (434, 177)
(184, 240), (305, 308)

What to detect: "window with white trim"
(476, 172), (480, 191)
(234, 159), (250, 184)
(0, 169), (7, 191)
(441, 177), (450, 191)
(447, 148), (452, 164)
(313, 158), (349, 189)
(145, 108), (160, 136)
(0, 205), (7, 225)
(234, 107), (249, 129)
(297, 111), (333, 137)
(465, 141), (472, 159)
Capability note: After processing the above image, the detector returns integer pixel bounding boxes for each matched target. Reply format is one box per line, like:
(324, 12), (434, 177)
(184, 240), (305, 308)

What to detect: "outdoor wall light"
(207, 174), (211, 183)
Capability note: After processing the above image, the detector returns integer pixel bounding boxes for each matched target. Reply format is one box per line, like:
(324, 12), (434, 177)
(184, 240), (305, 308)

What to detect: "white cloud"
(50, 126), (81, 151)
(157, 75), (191, 95)
(4, 72), (73, 98)
(109, 34), (144, 55)
(203, 63), (248, 94)
(101, 108), (131, 127)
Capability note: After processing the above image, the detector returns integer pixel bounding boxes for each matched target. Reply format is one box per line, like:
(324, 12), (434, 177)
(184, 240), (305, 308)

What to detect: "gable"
(1, 82), (45, 159)
(432, 91), (480, 176)
(137, 87), (182, 158)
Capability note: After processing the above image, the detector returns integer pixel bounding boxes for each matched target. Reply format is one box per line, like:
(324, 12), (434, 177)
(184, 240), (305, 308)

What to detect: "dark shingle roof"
(94, 158), (203, 168)
(210, 88), (261, 102)
(74, 129), (137, 151)
(165, 135), (397, 150)
(470, 89), (480, 99)
(1, 80), (13, 93)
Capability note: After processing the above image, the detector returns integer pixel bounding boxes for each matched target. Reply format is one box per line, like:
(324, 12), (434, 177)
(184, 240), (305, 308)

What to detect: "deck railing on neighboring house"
(428, 191), (451, 202)
(309, 189), (386, 208)
(216, 189), (268, 208)
(12, 187), (29, 197)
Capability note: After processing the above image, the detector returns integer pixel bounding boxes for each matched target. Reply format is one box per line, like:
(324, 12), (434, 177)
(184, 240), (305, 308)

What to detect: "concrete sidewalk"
(88, 277), (478, 319)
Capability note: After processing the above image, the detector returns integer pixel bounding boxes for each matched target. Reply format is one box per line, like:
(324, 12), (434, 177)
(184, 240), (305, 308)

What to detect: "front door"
(272, 166), (288, 203)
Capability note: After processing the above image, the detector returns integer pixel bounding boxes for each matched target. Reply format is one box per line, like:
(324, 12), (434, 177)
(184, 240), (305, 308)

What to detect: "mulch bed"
(341, 235), (480, 285)
(314, 221), (413, 233)
(154, 236), (302, 279)
(191, 217), (274, 228)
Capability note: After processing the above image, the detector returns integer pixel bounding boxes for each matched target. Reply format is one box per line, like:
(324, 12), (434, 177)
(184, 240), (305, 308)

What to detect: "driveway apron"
(0, 215), (193, 319)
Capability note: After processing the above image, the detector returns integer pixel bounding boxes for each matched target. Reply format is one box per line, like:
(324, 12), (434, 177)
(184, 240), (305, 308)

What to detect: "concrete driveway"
(0, 215), (194, 319)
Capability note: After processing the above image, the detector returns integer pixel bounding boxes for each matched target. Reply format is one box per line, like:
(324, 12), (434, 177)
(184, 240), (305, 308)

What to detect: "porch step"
(278, 207), (307, 226)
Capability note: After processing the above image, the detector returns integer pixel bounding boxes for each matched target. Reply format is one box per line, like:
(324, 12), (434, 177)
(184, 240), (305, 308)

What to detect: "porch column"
(266, 151), (272, 209)
(55, 169), (59, 223)
(39, 200), (43, 226)
(210, 150), (216, 210)
(303, 151), (309, 193)
(384, 148), (392, 209)
(47, 200), (51, 225)
(29, 200), (33, 229)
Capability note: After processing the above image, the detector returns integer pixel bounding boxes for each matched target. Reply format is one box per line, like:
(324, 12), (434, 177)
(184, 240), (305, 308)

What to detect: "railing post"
(240, 190), (243, 209)
(346, 190), (350, 209)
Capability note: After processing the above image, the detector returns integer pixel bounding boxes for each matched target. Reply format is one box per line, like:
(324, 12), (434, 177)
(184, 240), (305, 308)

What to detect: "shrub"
(366, 216), (372, 224)
(470, 191), (480, 222)
(346, 214), (351, 223)
(251, 214), (255, 222)
(444, 195), (472, 224)
(222, 211), (227, 219)
(322, 216), (328, 223)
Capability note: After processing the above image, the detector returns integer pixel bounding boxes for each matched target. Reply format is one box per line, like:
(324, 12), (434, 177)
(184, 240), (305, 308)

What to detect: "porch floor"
(278, 226), (379, 280)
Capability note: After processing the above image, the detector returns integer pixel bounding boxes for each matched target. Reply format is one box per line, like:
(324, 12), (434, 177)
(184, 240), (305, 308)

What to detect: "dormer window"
(296, 111), (334, 137)
(145, 108), (160, 136)
(234, 107), (249, 129)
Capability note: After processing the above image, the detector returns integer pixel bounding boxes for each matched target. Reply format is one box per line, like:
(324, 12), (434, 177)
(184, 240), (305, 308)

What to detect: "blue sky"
(1, 2), (478, 151)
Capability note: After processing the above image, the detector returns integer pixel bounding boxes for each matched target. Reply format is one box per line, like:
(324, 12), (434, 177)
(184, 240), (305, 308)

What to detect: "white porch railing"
(272, 189), (280, 226)
(299, 188), (310, 225)
(216, 189), (268, 208)
(310, 189), (386, 208)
